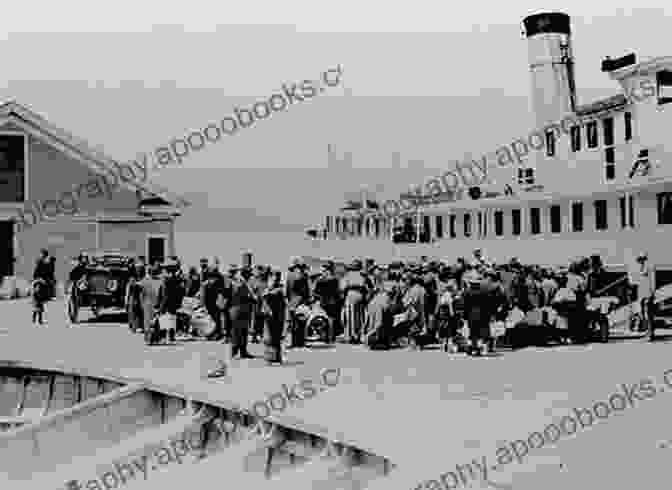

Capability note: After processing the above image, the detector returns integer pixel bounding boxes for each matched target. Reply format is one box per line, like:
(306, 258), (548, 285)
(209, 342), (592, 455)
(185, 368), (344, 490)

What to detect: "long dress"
(139, 276), (162, 333)
(364, 289), (392, 349)
(262, 283), (286, 363)
(340, 271), (368, 343)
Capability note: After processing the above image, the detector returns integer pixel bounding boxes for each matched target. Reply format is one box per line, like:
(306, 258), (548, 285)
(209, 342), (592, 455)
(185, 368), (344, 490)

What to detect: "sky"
(1, 1), (671, 232)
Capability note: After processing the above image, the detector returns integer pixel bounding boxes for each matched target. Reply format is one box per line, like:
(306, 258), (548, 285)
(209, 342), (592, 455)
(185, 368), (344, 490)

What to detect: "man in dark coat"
(229, 266), (256, 359)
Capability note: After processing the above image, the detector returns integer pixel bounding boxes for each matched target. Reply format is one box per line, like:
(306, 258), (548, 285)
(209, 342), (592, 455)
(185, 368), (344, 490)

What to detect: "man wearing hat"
(140, 263), (164, 342)
(286, 257), (310, 348)
(630, 251), (656, 335)
(229, 265), (256, 359)
(249, 265), (270, 343)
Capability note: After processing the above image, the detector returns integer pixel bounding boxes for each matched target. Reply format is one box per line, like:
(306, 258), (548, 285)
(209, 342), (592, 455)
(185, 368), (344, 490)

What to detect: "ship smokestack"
(523, 12), (577, 127)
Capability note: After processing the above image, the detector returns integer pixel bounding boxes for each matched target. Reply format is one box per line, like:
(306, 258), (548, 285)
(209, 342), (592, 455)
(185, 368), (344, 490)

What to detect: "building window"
(494, 210), (503, 236)
(464, 214), (471, 237)
(619, 197), (627, 229)
(625, 112), (632, 141)
(512, 209), (521, 236)
(571, 125), (581, 152)
(374, 218), (380, 237)
(657, 192), (672, 224)
(423, 215), (431, 240)
(478, 212), (483, 237)
(572, 202), (583, 232)
(657, 70), (672, 105)
(550, 205), (561, 233)
(0, 134), (26, 203)
(603, 117), (614, 147)
(435, 216), (443, 239)
(325, 216), (332, 233)
(530, 207), (541, 235)
(545, 130), (556, 157)
(357, 218), (363, 236)
(449, 215), (456, 238)
(594, 199), (608, 230)
(629, 195), (635, 227)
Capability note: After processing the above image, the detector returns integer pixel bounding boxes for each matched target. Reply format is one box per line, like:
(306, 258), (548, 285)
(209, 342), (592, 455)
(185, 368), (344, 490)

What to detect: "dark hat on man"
(348, 259), (363, 271)
(240, 266), (253, 278)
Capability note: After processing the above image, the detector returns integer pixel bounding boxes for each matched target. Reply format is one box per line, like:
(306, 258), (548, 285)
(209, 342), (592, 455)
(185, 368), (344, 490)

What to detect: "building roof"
(575, 93), (628, 117)
(0, 100), (190, 208)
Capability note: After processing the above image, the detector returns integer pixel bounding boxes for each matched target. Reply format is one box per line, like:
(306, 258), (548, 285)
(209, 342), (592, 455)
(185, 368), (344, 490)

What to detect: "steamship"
(309, 12), (672, 280)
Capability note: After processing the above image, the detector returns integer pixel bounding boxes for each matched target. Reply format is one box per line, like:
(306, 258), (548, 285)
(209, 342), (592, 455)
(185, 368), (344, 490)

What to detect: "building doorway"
(147, 235), (166, 267)
(0, 221), (14, 277)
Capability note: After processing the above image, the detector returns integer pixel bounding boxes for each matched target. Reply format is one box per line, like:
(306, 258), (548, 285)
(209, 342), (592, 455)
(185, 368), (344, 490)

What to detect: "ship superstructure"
(315, 12), (672, 275)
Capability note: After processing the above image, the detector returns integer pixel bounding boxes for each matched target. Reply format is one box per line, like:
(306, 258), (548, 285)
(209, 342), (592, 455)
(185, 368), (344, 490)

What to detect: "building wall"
(99, 220), (174, 259)
(0, 121), (177, 285)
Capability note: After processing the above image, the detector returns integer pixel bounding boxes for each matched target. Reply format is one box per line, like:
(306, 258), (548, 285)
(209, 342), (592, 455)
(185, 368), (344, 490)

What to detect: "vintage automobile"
(67, 251), (135, 323)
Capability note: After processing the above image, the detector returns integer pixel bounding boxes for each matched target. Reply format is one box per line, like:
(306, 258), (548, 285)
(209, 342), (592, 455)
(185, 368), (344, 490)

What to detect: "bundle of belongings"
(179, 297), (216, 338)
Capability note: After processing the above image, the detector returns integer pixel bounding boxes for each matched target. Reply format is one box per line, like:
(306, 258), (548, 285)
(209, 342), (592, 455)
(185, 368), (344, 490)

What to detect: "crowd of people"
(44, 246), (658, 361)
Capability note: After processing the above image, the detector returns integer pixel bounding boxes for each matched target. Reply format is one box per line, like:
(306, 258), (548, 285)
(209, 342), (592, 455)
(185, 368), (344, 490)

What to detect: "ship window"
(587, 121), (598, 148)
(594, 199), (608, 230)
(449, 215), (456, 238)
(624, 112), (632, 141)
(657, 70), (672, 105)
(606, 147), (615, 163)
(572, 202), (584, 232)
(550, 205), (561, 233)
(512, 209), (521, 236)
(464, 214), (471, 237)
(606, 164), (615, 180)
(530, 207), (541, 235)
(657, 192), (672, 224)
(494, 210), (503, 236)
(571, 125), (581, 152)
(545, 130), (556, 157)
(603, 117), (614, 146)
(619, 197), (627, 229)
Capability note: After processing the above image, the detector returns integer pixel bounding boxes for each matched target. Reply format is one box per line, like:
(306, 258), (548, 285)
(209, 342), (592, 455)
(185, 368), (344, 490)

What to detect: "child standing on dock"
(31, 277), (48, 325)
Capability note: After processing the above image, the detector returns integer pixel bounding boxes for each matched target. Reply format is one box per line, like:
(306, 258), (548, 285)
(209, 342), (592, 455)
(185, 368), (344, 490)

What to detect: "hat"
(637, 252), (648, 261)
(348, 259), (363, 271)
(289, 256), (305, 269)
(240, 266), (253, 277)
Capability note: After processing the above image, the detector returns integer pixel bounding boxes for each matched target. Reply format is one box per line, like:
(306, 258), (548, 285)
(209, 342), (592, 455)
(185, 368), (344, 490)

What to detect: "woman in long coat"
(340, 259), (368, 344)
(262, 271), (286, 364)
(139, 265), (163, 334)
